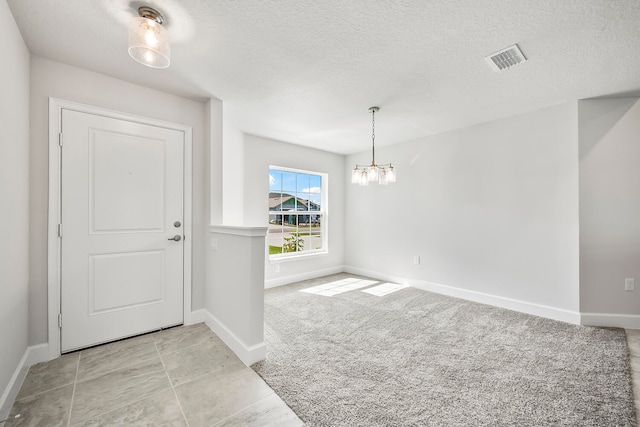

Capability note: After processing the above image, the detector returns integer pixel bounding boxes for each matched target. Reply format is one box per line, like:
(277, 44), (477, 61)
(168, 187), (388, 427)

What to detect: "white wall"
(579, 98), (640, 315)
(222, 117), (245, 225)
(345, 103), (580, 314)
(208, 99), (223, 225)
(0, 0), (30, 411)
(29, 56), (208, 345)
(243, 134), (345, 285)
(206, 226), (266, 365)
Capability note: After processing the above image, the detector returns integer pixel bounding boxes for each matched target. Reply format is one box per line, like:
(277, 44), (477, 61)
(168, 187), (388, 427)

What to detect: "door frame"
(47, 98), (193, 360)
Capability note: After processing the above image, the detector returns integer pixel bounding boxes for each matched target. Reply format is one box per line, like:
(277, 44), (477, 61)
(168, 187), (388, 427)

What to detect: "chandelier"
(351, 107), (396, 186)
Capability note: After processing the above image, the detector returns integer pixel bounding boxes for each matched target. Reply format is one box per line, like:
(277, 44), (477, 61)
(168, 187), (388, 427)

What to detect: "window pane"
(296, 173), (311, 193)
(269, 169), (282, 192)
(269, 192), (282, 212)
(296, 192), (309, 211)
(308, 174), (322, 209)
(282, 215), (302, 253)
(268, 221), (284, 255)
(296, 221), (309, 253)
(281, 194), (295, 211)
(282, 172), (297, 192)
(312, 215), (323, 250)
(308, 192), (321, 210)
(309, 174), (321, 190)
(298, 212), (310, 227)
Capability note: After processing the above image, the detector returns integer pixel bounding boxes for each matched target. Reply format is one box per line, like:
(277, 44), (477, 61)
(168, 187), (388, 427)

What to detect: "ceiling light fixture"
(128, 6), (170, 69)
(351, 107), (396, 186)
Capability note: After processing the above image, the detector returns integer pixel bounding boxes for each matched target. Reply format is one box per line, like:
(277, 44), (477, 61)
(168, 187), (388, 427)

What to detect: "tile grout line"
(78, 391), (172, 425)
(74, 353), (160, 384)
(66, 345), (167, 424)
(164, 357), (246, 391)
(66, 353), (81, 427)
(209, 392), (276, 427)
(152, 328), (218, 358)
(149, 328), (248, 389)
(69, 326), (189, 382)
(155, 342), (190, 427)
(12, 382), (75, 404)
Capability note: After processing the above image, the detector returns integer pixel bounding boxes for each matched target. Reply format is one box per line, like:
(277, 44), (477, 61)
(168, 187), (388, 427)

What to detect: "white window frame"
(268, 165), (328, 261)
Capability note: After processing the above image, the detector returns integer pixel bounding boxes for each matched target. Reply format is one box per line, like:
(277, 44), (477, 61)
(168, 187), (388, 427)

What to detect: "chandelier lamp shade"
(128, 6), (170, 69)
(351, 107), (396, 186)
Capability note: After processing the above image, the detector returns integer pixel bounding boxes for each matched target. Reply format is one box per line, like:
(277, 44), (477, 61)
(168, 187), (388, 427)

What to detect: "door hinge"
(58, 313), (62, 328)
(58, 132), (63, 147)
(58, 223), (63, 237)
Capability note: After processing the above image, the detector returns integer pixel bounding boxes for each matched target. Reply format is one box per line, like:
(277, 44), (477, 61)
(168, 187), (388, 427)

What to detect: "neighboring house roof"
(269, 192), (320, 211)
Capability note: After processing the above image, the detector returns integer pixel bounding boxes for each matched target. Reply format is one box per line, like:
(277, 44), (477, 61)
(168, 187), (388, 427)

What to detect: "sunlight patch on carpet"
(300, 278), (377, 296)
(361, 282), (409, 296)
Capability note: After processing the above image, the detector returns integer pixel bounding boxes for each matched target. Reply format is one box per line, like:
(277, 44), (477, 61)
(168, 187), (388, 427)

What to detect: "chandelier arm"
(354, 163), (392, 169)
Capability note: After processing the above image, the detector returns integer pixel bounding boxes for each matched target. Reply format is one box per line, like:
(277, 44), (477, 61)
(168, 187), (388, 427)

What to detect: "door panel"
(89, 250), (165, 313)
(61, 109), (184, 352)
(90, 130), (165, 232)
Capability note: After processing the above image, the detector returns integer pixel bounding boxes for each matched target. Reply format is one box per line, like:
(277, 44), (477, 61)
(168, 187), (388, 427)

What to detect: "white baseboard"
(196, 309), (266, 366)
(26, 343), (50, 366)
(344, 265), (582, 325)
(188, 309), (208, 325)
(0, 351), (28, 424)
(581, 313), (640, 329)
(0, 343), (50, 423)
(264, 266), (345, 289)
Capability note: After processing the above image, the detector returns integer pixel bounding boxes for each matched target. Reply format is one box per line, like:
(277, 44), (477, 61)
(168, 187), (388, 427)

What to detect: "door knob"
(168, 235), (182, 241)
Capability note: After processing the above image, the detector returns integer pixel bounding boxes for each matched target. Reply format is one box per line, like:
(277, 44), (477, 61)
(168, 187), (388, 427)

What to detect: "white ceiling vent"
(485, 44), (527, 72)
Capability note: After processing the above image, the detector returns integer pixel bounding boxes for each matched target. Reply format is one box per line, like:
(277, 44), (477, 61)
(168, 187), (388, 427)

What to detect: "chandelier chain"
(371, 108), (376, 165)
(372, 108), (375, 145)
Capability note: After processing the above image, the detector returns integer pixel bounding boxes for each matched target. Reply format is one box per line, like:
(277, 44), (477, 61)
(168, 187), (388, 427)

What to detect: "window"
(268, 167), (326, 258)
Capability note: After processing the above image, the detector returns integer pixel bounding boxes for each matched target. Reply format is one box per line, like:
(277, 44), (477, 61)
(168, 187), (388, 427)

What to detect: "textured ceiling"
(7, 0), (640, 154)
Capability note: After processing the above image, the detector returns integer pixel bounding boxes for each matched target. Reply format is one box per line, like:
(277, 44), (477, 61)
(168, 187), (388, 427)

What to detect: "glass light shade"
(351, 167), (362, 184)
(128, 17), (170, 68)
(386, 165), (396, 183)
(368, 165), (378, 182)
(379, 168), (388, 185)
(359, 170), (369, 186)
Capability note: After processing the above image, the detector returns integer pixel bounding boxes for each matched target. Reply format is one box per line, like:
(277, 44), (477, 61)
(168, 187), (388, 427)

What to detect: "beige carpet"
(253, 274), (637, 426)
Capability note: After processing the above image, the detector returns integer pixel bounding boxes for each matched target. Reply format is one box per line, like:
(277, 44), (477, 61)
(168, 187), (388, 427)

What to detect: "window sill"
(268, 250), (328, 263)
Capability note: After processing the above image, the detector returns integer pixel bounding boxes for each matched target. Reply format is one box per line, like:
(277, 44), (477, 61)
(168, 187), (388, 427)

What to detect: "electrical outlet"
(624, 278), (634, 291)
(274, 264), (280, 273)
(413, 256), (420, 265)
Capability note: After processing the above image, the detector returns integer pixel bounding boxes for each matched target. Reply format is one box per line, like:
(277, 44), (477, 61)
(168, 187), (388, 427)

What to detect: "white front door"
(60, 109), (185, 352)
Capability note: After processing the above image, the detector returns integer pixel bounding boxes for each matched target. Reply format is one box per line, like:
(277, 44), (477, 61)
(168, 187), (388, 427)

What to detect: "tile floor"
(627, 329), (640, 417)
(3, 323), (302, 427)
